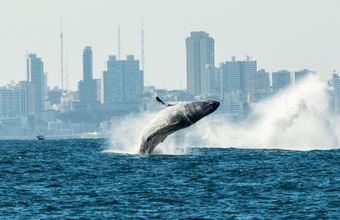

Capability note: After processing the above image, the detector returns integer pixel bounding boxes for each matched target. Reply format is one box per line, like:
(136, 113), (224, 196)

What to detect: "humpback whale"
(139, 97), (220, 154)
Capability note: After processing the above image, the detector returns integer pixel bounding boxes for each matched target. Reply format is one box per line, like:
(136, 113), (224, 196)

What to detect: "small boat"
(36, 135), (45, 141)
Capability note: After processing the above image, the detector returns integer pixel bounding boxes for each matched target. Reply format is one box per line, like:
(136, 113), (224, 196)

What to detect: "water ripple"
(0, 140), (339, 219)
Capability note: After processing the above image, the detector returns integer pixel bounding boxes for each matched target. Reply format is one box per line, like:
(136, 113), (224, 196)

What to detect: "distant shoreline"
(0, 134), (106, 140)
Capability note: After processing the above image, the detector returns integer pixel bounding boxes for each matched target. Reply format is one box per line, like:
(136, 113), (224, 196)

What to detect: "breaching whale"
(139, 97), (220, 154)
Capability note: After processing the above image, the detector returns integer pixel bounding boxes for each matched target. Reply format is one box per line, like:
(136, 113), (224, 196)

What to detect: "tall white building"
(272, 70), (291, 93)
(225, 56), (241, 93)
(220, 56), (257, 96)
(26, 53), (44, 112)
(78, 46), (97, 103)
(186, 31), (214, 95)
(206, 64), (220, 94)
(18, 81), (35, 114)
(294, 69), (316, 84)
(243, 56), (257, 94)
(43, 72), (49, 98)
(249, 69), (271, 102)
(94, 79), (101, 102)
(0, 85), (27, 118)
(101, 55), (143, 104)
(250, 69), (270, 93)
(331, 72), (340, 112)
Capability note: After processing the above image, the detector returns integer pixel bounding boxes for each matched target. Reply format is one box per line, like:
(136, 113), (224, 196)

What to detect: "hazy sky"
(0, 0), (339, 91)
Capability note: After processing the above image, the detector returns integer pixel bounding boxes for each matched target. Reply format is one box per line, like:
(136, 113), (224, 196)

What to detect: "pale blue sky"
(0, 0), (339, 90)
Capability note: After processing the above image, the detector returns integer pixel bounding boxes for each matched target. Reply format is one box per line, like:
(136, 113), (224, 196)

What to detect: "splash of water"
(103, 105), (194, 155)
(104, 75), (340, 154)
(103, 112), (156, 154)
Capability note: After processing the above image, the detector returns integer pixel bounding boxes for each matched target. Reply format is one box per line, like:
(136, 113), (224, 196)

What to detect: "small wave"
(102, 149), (136, 155)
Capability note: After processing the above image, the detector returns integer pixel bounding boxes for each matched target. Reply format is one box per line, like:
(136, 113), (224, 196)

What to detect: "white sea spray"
(104, 75), (340, 154)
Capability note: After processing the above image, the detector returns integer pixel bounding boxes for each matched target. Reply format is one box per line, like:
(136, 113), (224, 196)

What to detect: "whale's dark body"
(139, 97), (220, 154)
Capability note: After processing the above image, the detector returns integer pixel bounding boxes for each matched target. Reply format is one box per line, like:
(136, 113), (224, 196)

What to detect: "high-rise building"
(101, 55), (143, 104)
(272, 70), (292, 93)
(48, 86), (63, 105)
(0, 85), (27, 118)
(206, 64), (220, 93)
(220, 56), (257, 95)
(250, 69), (270, 94)
(94, 79), (101, 102)
(227, 57), (242, 93)
(186, 31), (214, 95)
(78, 46), (97, 103)
(243, 56), (257, 94)
(249, 69), (271, 102)
(294, 69), (315, 84)
(43, 72), (49, 98)
(26, 53), (44, 112)
(83, 46), (93, 82)
(331, 72), (340, 112)
(18, 81), (35, 114)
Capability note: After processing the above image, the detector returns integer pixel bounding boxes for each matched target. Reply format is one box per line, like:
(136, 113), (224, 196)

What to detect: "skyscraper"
(294, 69), (315, 84)
(249, 69), (270, 102)
(48, 87), (63, 105)
(101, 55), (143, 104)
(78, 46), (97, 103)
(83, 46), (93, 82)
(220, 56), (257, 95)
(243, 56), (257, 94)
(206, 64), (220, 93)
(272, 70), (291, 93)
(94, 79), (101, 102)
(186, 31), (214, 95)
(43, 72), (49, 98)
(249, 69), (270, 94)
(18, 81), (35, 114)
(225, 56), (242, 93)
(26, 53), (44, 112)
(0, 85), (27, 118)
(331, 72), (340, 112)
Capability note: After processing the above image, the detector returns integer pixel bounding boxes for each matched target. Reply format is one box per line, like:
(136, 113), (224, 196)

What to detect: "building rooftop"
(190, 31), (209, 38)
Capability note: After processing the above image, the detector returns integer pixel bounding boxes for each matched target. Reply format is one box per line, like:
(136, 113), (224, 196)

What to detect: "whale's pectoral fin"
(156, 96), (175, 107)
(147, 122), (181, 143)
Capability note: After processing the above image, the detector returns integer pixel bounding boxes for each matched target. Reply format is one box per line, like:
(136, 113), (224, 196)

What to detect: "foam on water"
(105, 75), (340, 154)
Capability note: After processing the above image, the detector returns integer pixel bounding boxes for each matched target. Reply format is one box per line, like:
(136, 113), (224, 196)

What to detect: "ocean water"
(2, 75), (340, 219)
(1, 139), (340, 219)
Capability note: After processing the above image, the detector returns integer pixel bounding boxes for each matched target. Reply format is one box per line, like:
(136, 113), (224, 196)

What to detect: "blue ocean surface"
(1, 139), (340, 219)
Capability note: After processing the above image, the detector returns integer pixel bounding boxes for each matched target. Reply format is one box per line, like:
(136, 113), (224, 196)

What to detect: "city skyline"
(0, 37), (337, 138)
(1, 0), (340, 91)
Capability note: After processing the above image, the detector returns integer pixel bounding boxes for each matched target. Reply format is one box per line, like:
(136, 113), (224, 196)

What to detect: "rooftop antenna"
(60, 17), (64, 92)
(141, 18), (148, 86)
(118, 25), (121, 60)
(65, 51), (69, 91)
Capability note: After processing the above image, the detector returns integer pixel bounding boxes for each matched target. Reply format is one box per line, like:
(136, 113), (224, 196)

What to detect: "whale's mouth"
(202, 101), (220, 115)
(210, 101), (220, 113)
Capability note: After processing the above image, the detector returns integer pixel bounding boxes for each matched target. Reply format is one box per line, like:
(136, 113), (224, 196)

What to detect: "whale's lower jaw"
(139, 149), (147, 154)
(139, 142), (159, 155)
(139, 133), (171, 155)
(139, 139), (158, 155)
(139, 122), (194, 154)
(139, 140), (149, 154)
